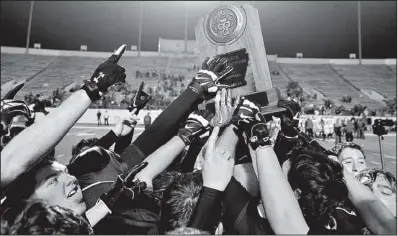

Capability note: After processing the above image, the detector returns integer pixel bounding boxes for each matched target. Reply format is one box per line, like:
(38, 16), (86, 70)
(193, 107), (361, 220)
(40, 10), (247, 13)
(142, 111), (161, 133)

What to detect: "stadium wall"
(27, 108), (395, 126)
(1, 47), (396, 65)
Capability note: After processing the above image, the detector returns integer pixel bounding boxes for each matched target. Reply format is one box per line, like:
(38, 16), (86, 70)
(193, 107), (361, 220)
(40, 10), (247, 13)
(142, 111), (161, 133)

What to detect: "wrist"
(96, 199), (112, 214)
(81, 80), (102, 101)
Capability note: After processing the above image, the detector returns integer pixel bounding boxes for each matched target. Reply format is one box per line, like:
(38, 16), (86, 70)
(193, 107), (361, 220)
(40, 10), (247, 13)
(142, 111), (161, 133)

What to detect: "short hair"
(287, 147), (349, 227)
(166, 226), (210, 235)
(160, 171), (203, 232)
(152, 170), (182, 202)
(2, 201), (93, 235)
(72, 138), (99, 158)
(2, 159), (54, 208)
(356, 168), (397, 193)
(330, 142), (365, 158)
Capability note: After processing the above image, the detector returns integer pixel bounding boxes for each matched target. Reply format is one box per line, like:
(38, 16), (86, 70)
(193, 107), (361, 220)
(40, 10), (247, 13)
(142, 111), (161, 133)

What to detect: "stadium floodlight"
(34, 43), (41, 49)
(80, 45), (87, 51)
(296, 53), (303, 58)
(349, 53), (356, 59)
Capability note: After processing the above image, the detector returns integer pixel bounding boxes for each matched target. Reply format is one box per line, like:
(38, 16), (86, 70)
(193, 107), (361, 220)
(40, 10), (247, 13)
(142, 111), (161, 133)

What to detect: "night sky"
(1, 1), (396, 58)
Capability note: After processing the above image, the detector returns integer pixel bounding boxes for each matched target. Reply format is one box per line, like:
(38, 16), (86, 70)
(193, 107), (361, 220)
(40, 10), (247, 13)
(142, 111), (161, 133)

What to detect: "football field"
(54, 124), (397, 176)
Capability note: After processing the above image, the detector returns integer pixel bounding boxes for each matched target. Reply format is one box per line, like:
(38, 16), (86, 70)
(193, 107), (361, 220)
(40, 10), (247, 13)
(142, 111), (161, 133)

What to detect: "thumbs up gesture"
(81, 45), (127, 101)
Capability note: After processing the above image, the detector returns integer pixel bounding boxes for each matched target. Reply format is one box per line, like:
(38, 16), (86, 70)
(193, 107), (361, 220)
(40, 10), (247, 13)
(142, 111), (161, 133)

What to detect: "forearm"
(344, 172), (397, 234)
(114, 129), (134, 154)
(1, 90), (91, 187)
(133, 88), (200, 157)
(255, 147), (309, 234)
(135, 136), (186, 188)
(85, 200), (110, 227)
(96, 130), (118, 149)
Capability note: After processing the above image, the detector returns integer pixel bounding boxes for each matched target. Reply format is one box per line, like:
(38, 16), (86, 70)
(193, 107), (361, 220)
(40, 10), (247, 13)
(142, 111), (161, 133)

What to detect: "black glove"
(67, 146), (111, 177)
(1, 99), (31, 136)
(99, 162), (148, 212)
(277, 100), (301, 137)
(188, 56), (233, 100)
(81, 45), (127, 101)
(127, 82), (151, 114)
(231, 98), (272, 150)
(177, 110), (213, 145)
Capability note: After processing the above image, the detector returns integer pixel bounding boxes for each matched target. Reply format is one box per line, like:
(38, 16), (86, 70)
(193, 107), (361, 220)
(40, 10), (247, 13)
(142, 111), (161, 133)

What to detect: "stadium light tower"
(357, 1), (362, 65)
(25, 1), (34, 54)
(138, 1), (144, 57)
(184, 3), (188, 54)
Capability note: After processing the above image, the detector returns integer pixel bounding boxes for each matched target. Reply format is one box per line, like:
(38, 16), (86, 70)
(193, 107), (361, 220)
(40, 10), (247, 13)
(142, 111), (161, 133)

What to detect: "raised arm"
(1, 45), (128, 187)
(135, 110), (212, 189)
(232, 98), (309, 234)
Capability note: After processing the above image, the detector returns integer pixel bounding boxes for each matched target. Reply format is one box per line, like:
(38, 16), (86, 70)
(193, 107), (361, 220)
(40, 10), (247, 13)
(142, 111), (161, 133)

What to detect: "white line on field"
(370, 161), (380, 165)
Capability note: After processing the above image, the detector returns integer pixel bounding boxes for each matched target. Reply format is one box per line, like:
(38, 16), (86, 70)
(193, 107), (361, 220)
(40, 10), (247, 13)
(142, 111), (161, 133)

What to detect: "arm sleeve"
(95, 130), (118, 149)
(187, 186), (223, 233)
(179, 138), (207, 173)
(119, 88), (201, 169)
(114, 128), (134, 154)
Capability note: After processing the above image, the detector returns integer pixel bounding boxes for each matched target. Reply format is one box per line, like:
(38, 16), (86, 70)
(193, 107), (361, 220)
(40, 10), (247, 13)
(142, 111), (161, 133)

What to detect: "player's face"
(371, 174), (396, 216)
(31, 162), (86, 215)
(339, 147), (367, 174)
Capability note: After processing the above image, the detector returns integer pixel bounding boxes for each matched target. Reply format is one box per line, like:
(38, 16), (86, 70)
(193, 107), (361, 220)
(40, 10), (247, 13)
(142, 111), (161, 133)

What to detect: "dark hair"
(153, 170), (182, 202)
(356, 167), (397, 193)
(72, 138), (99, 158)
(160, 171), (203, 232)
(2, 201), (93, 235)
(287, 147), (348, 228)
(2, 159), (54, 208)
(330, 142), (365, 159)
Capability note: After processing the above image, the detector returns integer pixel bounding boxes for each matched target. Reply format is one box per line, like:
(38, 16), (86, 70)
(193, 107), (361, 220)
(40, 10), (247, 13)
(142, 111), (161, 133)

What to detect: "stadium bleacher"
(1, 52), (395, 111)
(278, 63), (382, 109)
(1, 53), (55, 85)
(332, 65), (396, 100)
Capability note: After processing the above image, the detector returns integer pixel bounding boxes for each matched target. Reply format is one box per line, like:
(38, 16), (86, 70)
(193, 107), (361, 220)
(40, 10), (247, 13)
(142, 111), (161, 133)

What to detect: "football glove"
(127, 82), (151, 114)
(188, 56), (233, 100)
(81, 45), (127, 101)
(99, 161), (148, 213)
(178, 110), (213, 145)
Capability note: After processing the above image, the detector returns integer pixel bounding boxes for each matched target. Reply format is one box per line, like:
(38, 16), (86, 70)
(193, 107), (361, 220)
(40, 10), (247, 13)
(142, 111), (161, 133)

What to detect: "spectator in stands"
(104, 110), (109, 126)
(334, 118), (342, 144)
(305, 117), (314, 138)
(144, 112), (152, 130)
(331, 142), (367, 174)
(97, 110), (102, 126)
(356, 168), (396, 217)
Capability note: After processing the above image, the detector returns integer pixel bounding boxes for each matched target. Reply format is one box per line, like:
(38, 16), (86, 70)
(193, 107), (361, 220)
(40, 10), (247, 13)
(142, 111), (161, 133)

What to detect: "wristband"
(81, 80), (101, 101)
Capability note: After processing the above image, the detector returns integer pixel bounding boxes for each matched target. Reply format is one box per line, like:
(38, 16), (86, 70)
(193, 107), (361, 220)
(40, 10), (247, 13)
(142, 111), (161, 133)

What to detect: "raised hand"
(277, 100), (301, 137)
(177, 110), (213, 145)
(99, 162), (148, 212)
(202, 127), (235, 191)
(1, 100), (31, 136)
(81, 45), (127, 101)
(231, 98), (273, 150)
(210, 89), (239, 128)
(112, 110), (138, 137)
(127, 82), (151, 115)
(188, 56), (233, 100)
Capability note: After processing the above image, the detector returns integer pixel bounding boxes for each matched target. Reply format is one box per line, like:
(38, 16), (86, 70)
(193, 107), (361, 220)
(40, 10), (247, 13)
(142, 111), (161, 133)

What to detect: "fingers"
(138, 82), (144, 93)
(218, 65), (233, 81)
(107, 44), (127, 64)
(205, 126), (220, 159)
(220, 88), (226, 108)
(215, 91), (221, 115)
(213, 57), (227, 73)
(201, 57), (210, 69)
(125, 162), (148, 182)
